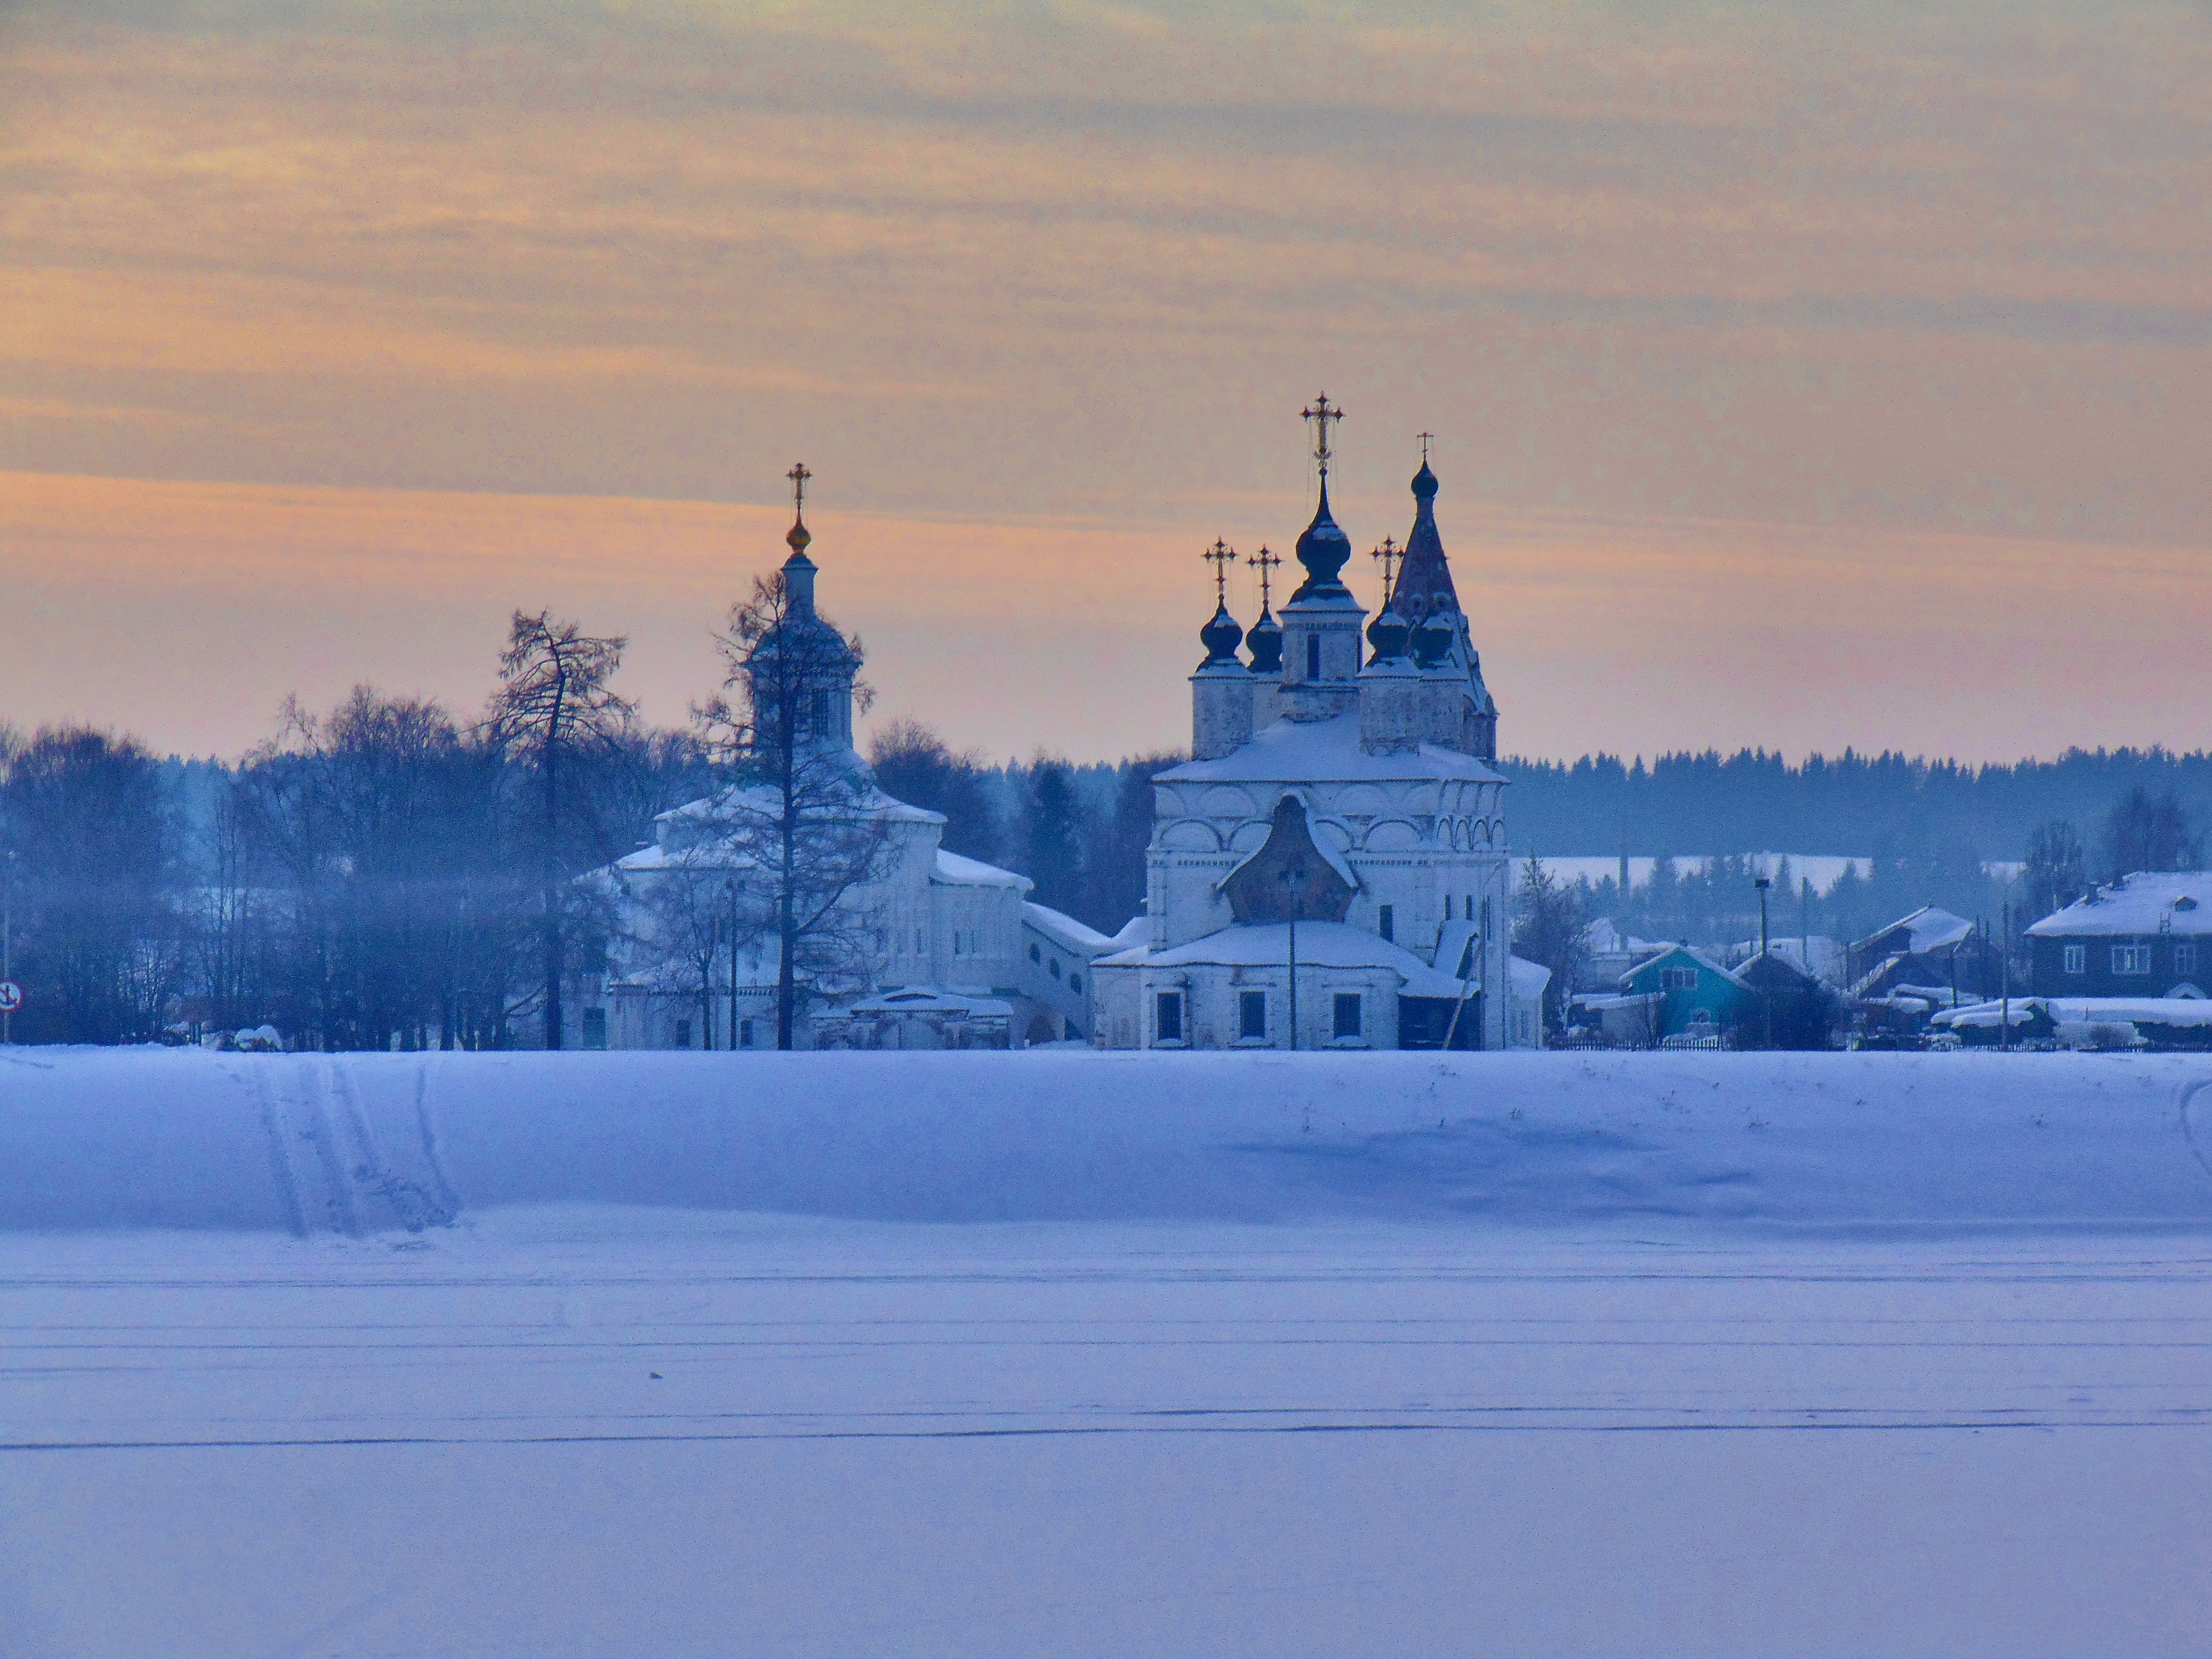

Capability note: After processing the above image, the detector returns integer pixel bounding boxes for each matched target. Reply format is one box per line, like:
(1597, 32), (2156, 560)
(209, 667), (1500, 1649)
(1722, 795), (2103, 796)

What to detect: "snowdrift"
(3, 1046), (2211, 1234)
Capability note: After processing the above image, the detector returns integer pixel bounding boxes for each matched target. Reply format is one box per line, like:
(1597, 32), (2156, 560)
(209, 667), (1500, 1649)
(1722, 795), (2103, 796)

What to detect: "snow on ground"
(5, 1049), (2212, 1656)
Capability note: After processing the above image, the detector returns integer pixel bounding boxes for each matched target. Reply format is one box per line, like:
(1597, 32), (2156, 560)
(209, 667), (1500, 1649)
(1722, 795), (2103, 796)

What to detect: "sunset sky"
(3, 0), (2208, 765)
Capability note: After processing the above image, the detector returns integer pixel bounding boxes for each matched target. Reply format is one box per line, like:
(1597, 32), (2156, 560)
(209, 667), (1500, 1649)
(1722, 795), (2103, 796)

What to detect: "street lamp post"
(1279, 863), (1310, 1051)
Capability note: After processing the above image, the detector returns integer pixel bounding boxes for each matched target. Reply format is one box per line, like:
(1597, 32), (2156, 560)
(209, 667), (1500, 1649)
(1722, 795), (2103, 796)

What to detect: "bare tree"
(2101, 788), (2201, 883)
(488, 613), (636, 1050)
(1511, 856), (1589, 1034)
(698, 564), (891, 1049)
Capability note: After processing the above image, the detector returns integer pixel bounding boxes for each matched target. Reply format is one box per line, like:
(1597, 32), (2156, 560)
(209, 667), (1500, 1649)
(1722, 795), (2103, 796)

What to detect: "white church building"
(568, 490), (1108, 1051)
(1091, 406), (1547, 1050)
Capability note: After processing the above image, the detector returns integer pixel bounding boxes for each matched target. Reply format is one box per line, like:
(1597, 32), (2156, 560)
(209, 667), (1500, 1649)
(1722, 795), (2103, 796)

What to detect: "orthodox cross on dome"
(1418, 431), (1433, 465)
(1300, 394), (1345, 480)
(784, 461), (814, 553)
(1370, 535), (1401, 607)
(1203, 538), (1237, 605)
(1248, 544), (1282, 611)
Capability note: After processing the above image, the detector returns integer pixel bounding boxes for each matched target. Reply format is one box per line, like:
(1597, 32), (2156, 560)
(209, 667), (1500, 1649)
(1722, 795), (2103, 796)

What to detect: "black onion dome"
(1200, 599), (1245, 665)
(1411, 604), (1456, 668)
(1289, 478), (1354, 599)
(1246, 606), (1283, 675)
(1366, 604), (1411, 664)
(1410, 458), (1439, 503)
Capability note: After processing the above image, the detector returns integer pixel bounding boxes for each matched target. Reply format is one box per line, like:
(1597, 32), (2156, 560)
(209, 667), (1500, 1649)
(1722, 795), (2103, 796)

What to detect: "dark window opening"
(1049, 958), (1061, 980)
(1306, 633), (1322, 679)
(1333, 993), (1362, 1040)
(675, 1020), (692, 1049)
(1068, 972), (1081, 994)
(1155, 991), (1184, 1043)
(1029, 942), (1041, 963)
(1378, 904), (1394, 943)
(582, 1008), (607, 1050)
(739, 1018), (755, 1048)
(1239, 990), (1267, 1040)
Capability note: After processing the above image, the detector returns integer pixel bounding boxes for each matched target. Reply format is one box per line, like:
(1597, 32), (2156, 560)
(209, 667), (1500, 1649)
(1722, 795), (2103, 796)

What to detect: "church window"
(1068, 973), (1082, 994)
(1333, 993), (1363, 1040)
(1155, 991), (1185, 1043)
(1306, 634), (1321, 679)
(1239, 991), (1267, 1041)
(916, 927), (925, 954)
(739, 1018), (756, 1048)
(1049, 957), (1062, 980)
(1378, 904), (1395, 943)
(1029, 943), (1041, 964)
(675, 1020), (692, 1049)
(1444, 896), (1453, 921)
(582, 1008), (607, 1051)
(810, 689), (834, 732)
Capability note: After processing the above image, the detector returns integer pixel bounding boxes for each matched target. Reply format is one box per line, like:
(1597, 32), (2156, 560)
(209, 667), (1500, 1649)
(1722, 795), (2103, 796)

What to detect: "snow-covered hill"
(5, 1046), (2209, 1234)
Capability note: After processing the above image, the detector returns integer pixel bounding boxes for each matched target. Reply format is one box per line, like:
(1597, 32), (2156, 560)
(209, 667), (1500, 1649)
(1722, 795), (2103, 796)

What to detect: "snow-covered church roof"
(1159, 712), (1505, 787)
(1098, 921), (1470, 999)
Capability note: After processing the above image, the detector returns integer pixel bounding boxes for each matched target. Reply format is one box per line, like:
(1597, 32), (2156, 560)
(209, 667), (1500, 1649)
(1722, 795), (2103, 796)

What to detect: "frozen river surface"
(5, 1211), (2210, 1659)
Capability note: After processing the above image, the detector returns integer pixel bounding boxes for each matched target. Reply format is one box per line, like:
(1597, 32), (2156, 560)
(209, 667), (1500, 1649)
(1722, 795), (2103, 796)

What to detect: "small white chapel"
(1089, 401), (1548, 1049)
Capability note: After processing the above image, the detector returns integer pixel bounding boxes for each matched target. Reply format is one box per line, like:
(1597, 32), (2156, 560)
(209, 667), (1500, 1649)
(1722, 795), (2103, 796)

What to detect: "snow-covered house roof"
(933, 849), (1031, 891)
(1851, 905), (1974, 957)
(1158, 712), (1506, 786)
(1619, 943), (1748, 991)
(846, 986), (1013, 1018)
(1583, 917), (1658, 957)
(1508, 956), (1552, 1003)
(1097, 921), (1470, 999)
(1022, 902), (1117, 954)
(2025, 872), (2212, 938)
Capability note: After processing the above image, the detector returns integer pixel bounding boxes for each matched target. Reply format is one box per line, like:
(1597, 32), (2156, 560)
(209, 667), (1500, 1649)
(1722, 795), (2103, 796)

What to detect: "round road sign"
(0, 981), (21, 1014)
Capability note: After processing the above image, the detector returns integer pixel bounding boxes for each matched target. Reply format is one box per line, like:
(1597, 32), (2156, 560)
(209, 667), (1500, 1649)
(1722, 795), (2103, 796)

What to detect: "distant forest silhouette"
(1500, 747), (2212, 864)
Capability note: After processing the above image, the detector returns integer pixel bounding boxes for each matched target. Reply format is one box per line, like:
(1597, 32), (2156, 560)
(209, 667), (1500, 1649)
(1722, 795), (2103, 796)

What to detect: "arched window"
(1306, 633), (1322, 679)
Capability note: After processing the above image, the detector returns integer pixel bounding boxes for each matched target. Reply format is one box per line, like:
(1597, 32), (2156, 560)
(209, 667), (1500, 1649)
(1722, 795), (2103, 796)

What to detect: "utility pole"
(1280, 863), (1309, 1051)
(1754, 875), (1772, 1049)
(2, 848), (13, 1046)
(2001, 899), (2012, 1051)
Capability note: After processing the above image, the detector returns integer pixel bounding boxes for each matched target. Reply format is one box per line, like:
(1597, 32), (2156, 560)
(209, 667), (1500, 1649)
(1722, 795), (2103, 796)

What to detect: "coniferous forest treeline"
(1501, 747), (2212, 867)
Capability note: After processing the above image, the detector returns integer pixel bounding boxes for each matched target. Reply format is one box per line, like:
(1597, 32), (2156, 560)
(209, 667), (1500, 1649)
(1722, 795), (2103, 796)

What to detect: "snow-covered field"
(6, 1048), (2212, 1656)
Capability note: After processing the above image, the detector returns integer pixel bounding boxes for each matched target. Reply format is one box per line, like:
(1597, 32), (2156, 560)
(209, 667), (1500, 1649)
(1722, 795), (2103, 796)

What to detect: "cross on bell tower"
(1300, 394), (1345, 481)
(1248, 544), (1282, 612)
(1370, 535), (1401, 608)
(1203, 538), (1237, 606)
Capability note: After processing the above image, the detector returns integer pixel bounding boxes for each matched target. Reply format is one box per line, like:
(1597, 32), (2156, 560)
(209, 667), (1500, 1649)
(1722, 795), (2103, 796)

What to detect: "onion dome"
(1365, 602), (1411, 664)
(1200, 599), (1245, 665)
(1411, 456), (1438, 504)
(786, 513), (812, 555)
(1246, 605), (1283, 675)
(1289, 477), (1354, 600)
(1411, 603), (1457, 669)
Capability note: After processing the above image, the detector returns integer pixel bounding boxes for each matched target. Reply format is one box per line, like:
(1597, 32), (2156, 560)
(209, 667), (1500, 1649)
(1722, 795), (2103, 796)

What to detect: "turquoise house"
(1617, 945), (1753, 1042)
